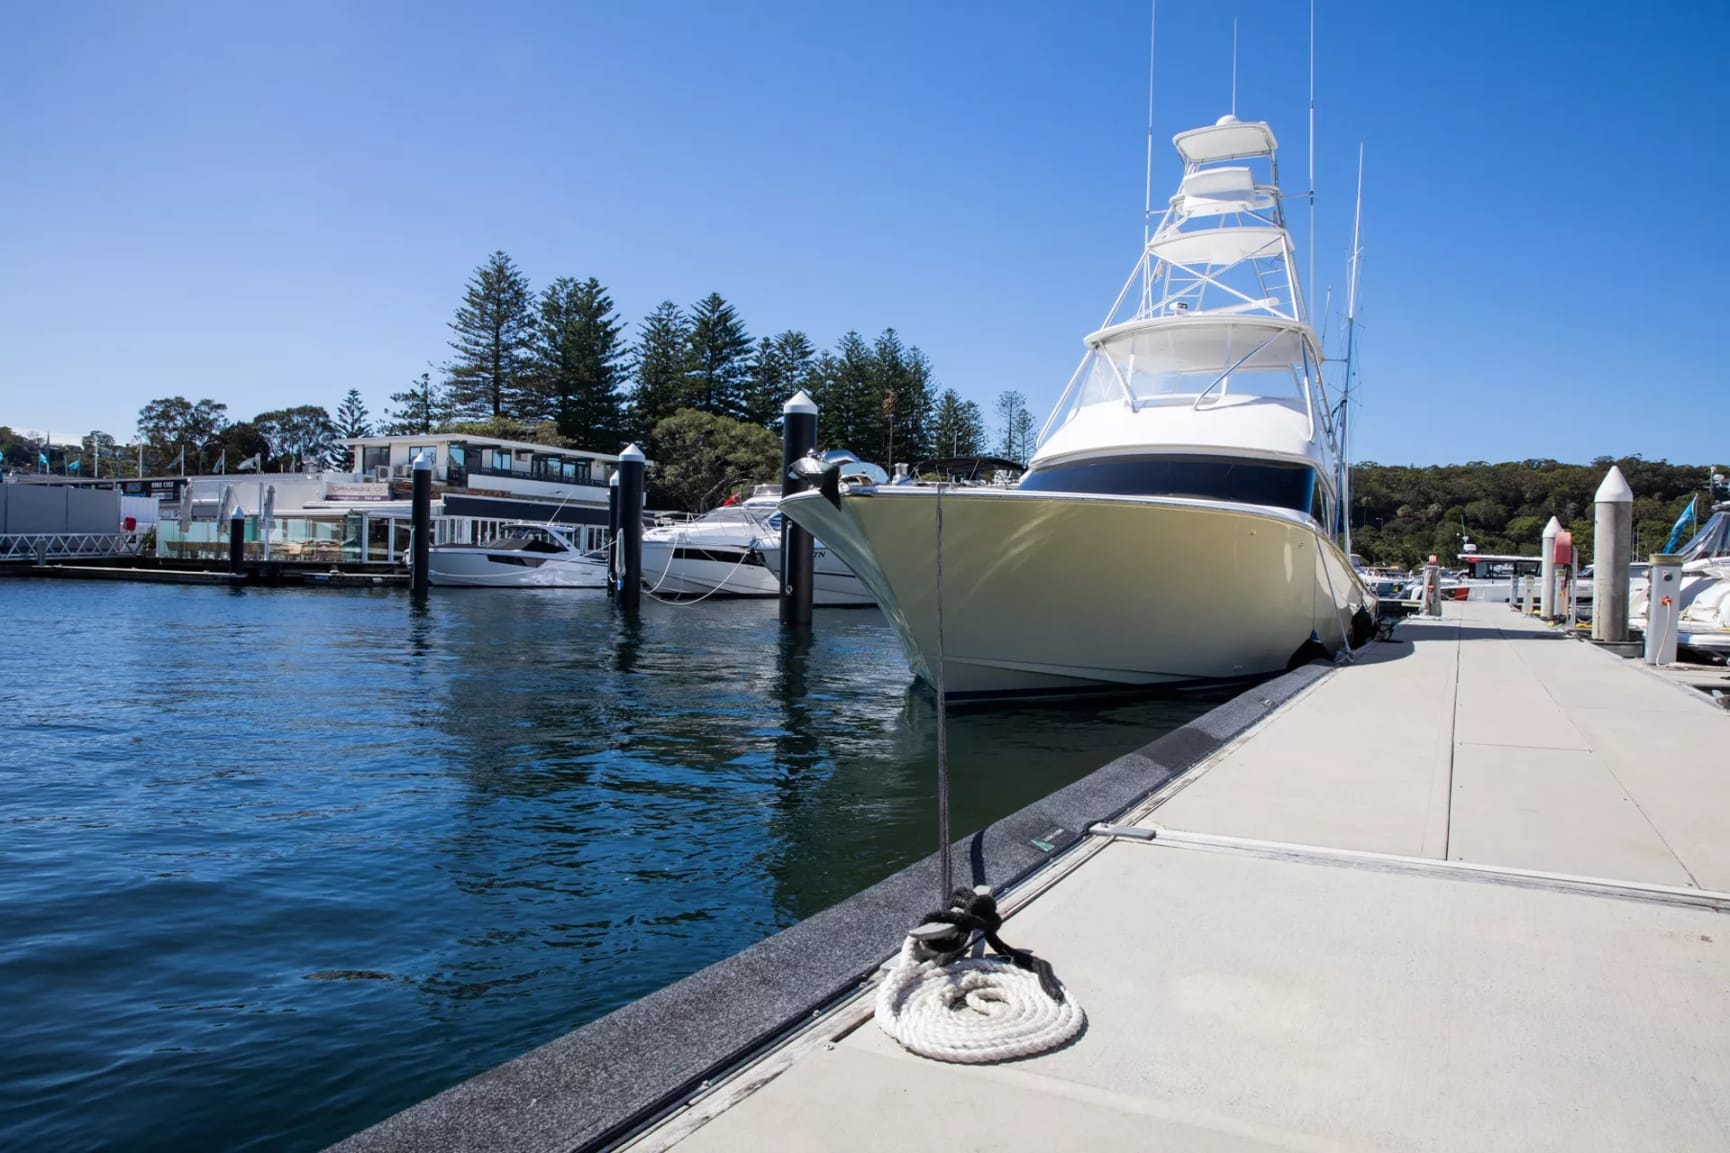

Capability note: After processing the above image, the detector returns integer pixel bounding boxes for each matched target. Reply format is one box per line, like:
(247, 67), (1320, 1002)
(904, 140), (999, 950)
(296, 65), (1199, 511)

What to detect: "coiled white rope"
(874, 887), (1085, 1064)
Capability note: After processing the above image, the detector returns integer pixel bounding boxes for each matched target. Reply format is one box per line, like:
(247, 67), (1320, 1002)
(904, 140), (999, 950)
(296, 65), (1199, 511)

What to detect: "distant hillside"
(1349, 457), (1726, 567)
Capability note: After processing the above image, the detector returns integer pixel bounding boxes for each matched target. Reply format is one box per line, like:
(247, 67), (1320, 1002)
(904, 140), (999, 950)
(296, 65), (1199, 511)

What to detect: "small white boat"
(641, 502), (780, 599)
(427, 522), (607, 588)
(641, 485), (875, 605)
(753, 536), (876, 607)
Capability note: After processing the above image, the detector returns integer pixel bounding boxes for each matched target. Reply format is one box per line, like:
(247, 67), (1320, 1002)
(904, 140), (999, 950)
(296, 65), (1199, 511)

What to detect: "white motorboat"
(426, 522), (607, 588)
(1635, 501), (1730, 652)
(781, 111), (1375, 699)
(640, 484), (876, 605)
(640, 501), (780, 599)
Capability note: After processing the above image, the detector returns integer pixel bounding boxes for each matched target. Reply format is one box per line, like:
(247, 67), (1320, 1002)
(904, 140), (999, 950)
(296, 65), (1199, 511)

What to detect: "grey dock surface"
(628, 601), (1730, 1153)
(332, 601), (1729, 1153)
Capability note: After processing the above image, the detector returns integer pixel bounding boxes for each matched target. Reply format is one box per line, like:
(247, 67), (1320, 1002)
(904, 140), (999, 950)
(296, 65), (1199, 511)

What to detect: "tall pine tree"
(684, 292), (753, 419)
(384, 371), (453, 435)
(533, 276), (628, 450)
(332, 388), (371, 470)
(629, 301), (694, 443)
(813, 331), (879, 455)
(446, 251), (536, 421)
(743, 330), (817, 429)
(995, 390), (1035, 464)
(871, 329), (935, 467)
(931, 389), (987, 458)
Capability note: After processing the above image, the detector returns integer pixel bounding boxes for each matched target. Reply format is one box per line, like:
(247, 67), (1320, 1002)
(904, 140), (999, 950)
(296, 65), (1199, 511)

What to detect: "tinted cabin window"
(1018, 456), (1320, 517)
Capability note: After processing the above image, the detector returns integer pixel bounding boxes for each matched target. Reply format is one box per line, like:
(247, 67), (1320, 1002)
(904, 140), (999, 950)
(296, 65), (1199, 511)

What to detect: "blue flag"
(1662, 499), (1697, 553)
(67, 459), (81, 472)
(38, 451), (48, 466)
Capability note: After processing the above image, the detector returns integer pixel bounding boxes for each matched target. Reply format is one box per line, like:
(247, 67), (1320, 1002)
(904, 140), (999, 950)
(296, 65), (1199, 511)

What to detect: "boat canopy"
(1677, 506), (1730, 563)
(1173, 118), (1278, 165)
(1074, 317), (1316, 409)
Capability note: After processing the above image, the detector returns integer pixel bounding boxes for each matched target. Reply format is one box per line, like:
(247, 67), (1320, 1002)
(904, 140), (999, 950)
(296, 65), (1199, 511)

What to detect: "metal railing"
(0, 532), (142, 562)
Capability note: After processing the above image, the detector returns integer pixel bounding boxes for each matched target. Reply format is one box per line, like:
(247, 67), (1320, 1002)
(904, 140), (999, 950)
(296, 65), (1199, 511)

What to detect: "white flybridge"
(780, 112), (1376, 699)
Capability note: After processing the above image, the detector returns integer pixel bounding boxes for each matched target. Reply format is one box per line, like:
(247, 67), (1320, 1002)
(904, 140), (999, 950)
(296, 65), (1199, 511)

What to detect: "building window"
(361, 447), (390, 474)
(489, 448), (512, 472)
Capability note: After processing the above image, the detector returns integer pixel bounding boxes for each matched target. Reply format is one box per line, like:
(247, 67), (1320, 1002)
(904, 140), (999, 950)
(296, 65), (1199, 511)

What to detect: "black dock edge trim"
(326, 661), (1332, 1153)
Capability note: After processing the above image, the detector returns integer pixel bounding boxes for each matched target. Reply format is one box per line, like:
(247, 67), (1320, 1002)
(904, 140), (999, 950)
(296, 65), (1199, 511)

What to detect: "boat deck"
(632, 601), (1730, 1153)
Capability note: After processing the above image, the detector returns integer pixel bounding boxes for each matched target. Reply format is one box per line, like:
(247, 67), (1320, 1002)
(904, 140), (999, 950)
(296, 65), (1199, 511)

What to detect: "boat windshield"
(1063, 321), (1314, 421)
(1018, 454), (1321, 517)
(496, 525), (568, 553)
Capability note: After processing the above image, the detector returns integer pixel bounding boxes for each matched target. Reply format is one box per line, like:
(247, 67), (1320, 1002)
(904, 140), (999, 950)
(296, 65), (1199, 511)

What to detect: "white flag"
(236, 453), (261, 472)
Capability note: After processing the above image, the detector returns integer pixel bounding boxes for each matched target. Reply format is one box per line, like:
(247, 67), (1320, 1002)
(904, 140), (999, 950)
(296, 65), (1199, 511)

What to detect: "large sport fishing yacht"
(782, 112), (1376, 698)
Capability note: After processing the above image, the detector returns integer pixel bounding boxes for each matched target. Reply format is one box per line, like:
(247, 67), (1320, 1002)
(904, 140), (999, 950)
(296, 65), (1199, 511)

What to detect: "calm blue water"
(0, 580), (1220, 1152)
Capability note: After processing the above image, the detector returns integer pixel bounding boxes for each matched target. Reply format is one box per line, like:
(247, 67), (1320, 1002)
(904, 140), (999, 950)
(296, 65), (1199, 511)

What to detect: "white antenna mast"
(1307, 0), (1316, 320)
(1340, 144), (1364, 553)
(1230, 18), (1238, 118)
(1143, 1), (1157, 249)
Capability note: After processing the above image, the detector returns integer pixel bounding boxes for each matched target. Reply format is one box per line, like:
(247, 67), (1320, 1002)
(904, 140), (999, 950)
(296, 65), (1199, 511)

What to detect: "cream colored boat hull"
(781, 486), (1372, 698)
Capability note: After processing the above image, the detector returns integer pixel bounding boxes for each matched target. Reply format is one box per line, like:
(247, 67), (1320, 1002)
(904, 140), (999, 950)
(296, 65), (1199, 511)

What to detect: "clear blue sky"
(2, 0), (1725, 466)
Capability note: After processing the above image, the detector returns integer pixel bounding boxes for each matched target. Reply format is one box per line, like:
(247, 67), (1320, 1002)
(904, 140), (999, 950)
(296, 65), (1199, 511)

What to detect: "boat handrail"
(1185, 330), (1286, 412)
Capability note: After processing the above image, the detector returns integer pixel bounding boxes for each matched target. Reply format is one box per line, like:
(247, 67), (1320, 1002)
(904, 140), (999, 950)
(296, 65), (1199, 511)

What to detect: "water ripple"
(0, 580), (1219, 1152)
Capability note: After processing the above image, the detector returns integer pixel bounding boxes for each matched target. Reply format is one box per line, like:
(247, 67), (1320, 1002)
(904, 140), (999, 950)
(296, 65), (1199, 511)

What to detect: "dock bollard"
(616, 443), (645, 617)
(1644, 553), (1682, 665)
(1592, 466), (1633, 642)
(779, 389), (819, 629)
(228, 506), (246, 576)
(606, 470), (620, 598)
(410, 449), (431, 598)
(1539, 516), (1561, 619)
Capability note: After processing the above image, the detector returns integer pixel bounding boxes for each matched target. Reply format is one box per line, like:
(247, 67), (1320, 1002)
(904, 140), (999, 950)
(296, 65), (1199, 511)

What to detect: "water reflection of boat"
(427, 522), (607, 588)
(783, 112), (1375, 699)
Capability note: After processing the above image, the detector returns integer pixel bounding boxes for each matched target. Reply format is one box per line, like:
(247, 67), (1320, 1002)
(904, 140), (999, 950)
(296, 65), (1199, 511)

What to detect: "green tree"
(533, 276), (628, 450)
(648, 408), (782, 513)
(743, 330), (817, 429)
(383, 372), (452, 436)
(219, 422), (270, 473)
(684, 292), (753, 419)
(136, 396), (228, 473)
(873, 329), (936, 467)
(629, 301), (694, 443)
(995, 390), (1034, 464)
(446, 251), (537, 421)
(75, 430), (125, 477)
(930, 389), (987, 458)
(254, 406), (336, 472)
(331, 389), (372, 470)
(0, 427), (41, 471)
(812, 331), (878, 455)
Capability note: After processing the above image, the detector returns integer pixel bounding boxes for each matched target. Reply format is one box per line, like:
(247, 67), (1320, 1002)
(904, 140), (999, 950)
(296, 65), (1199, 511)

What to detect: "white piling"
(1592, 466), (1633, 642)
(1540, 516), (1562, 620)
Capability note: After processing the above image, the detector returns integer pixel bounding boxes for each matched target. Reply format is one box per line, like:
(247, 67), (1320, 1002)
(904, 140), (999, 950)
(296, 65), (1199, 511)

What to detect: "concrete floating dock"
(333, 601), (1729, 1153)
